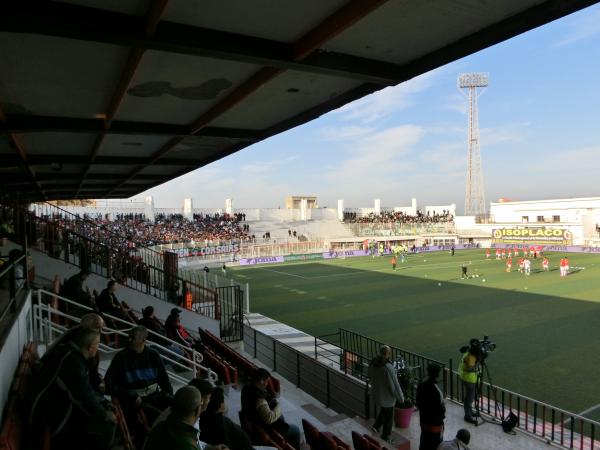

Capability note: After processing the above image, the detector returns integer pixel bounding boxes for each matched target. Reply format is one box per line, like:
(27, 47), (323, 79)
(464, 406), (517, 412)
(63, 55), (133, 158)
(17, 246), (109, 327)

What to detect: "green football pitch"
(229, 249), (600, 420)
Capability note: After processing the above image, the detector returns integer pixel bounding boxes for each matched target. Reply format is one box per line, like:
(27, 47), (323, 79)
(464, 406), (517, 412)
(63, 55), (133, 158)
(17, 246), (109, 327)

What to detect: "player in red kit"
(506, 257), (512, 273)
(486, 248), (490, 259)
(542, 257), (549, 271)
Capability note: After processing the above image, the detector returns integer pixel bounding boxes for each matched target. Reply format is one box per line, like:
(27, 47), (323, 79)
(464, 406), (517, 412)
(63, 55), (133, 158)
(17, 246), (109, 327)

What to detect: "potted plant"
(394, 361), (417, 428)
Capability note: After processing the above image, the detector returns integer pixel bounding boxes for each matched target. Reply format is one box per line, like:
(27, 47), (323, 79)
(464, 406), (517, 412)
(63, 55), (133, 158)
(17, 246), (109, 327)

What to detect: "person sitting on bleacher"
(201, 387), (254, 450)
(40, 312), (106, 394)
(139, 306), (187, 368)
(241, 368), (301, 450)
(30, 327), (117, 450)
(145, 385), (228, 450)
(61, 269), (95, 315)
(165, 308), (204, 352)
(96, 280), (133, 325)
(105, 325), (173, 448)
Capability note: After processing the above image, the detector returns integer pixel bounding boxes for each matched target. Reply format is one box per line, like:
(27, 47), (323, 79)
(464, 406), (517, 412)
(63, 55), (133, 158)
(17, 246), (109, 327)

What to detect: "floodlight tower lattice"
(458, 72), (488, 217)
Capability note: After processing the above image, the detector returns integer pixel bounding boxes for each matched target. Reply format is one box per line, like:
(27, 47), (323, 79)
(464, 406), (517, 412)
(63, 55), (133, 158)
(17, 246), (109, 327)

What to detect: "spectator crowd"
(344, 210), (454, 224)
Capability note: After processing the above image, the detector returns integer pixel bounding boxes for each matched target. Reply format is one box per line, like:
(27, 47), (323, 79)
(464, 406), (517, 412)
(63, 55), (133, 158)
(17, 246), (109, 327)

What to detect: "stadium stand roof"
(0, 0), (597, 201)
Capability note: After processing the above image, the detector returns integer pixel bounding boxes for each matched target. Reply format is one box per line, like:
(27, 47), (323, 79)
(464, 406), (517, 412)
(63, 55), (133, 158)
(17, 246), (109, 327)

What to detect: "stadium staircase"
(249, 218), (354, 242)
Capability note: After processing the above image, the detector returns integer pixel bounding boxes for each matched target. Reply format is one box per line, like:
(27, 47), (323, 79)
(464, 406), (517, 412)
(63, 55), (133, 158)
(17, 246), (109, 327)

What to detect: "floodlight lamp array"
(458, 72), (489, 88)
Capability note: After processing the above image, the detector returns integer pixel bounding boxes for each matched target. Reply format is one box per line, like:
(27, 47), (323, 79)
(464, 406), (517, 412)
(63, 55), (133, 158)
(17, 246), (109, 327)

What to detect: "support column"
(300, 199), (308, 221)
(183, 198), (193, 221)
(337, 199), (344, 221)
(374, 199), (381, 215)
(144, 196), (155, 223)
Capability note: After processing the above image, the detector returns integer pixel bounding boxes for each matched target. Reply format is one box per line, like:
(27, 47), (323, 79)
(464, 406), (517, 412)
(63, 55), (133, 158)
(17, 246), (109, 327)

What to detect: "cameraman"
(458, 339), (481, 425)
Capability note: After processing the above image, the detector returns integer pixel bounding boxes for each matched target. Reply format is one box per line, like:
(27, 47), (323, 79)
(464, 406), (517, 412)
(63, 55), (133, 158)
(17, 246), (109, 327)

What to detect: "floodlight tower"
(458, 72), (488, 217)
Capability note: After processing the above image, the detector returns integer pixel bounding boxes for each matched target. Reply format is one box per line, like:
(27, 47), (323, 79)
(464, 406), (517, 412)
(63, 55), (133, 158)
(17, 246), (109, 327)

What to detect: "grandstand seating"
(200, 329), (280, 393)
(0, 343), (134, 450)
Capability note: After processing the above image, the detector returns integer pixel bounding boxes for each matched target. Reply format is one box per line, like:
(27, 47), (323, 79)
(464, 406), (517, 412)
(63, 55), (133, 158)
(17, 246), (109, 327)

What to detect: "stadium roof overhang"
(0, 0), (597, 201)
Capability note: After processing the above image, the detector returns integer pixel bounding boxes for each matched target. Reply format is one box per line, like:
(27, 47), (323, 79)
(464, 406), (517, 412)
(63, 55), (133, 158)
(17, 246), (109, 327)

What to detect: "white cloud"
(319, 126), (375, 141)
(335, 125), (423, 176)
(480, 122), (529, 147)
(332, 70), (438, 123)
(438, 93), (467, 115)
(555, 8), (600, 47)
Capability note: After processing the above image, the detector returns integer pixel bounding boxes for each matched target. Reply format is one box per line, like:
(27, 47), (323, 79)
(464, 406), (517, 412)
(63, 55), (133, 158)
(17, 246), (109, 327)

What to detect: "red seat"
(302, 419), (321, 450)
(351, 431), (370, 450)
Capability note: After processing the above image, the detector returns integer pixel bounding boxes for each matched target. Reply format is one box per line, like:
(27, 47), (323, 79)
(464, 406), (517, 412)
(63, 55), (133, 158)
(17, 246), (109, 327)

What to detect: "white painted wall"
(0, 290), (33, 418)
(490, 197), (600, 224)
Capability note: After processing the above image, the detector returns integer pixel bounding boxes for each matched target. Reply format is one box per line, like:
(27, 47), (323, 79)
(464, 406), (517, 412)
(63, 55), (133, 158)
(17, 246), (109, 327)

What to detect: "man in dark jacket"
(241, 368), (300, 449)
(201, 387), (253, 450)
(145, 386), (221, 450)
(61, 269), (95, 316)
(30, 327), (116, 450)
(367, 345), (405, 443)
(416, 364), (446, 450)
(105, 325), (173, 448)
(96, 280), (131, 324)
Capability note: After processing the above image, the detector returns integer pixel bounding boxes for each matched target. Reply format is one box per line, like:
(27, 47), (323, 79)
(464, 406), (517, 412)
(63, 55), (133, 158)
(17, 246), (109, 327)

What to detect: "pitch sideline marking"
(258, 267), (307, 279)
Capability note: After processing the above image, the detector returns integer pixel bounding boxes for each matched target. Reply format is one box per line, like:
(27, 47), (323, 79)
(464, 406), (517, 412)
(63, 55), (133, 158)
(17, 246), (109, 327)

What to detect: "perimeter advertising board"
(492, 227), (572, 245)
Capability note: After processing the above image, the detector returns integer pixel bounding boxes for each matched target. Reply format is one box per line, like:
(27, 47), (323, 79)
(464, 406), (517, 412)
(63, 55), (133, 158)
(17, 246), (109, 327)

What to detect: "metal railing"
(444, 364), (600, 449)
(0, 202), (251, 337)
(34, 288), (218, 384)
(0, 252), (28, 323)
(317, 328), (446, 405)
(244, 326), (370, 419)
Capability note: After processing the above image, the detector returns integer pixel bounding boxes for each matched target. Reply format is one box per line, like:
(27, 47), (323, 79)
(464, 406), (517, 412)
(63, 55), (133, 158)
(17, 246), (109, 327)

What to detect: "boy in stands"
(542, 256), (549, 271)
(524, 258), (531, 276)
(391, 256), (397, 271)
(485, 248), (490, 259)
(506, 257), (512, 273)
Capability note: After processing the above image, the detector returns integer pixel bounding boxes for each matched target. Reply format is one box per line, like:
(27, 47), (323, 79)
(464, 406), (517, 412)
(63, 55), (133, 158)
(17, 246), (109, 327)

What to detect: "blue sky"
(139, 4), (600, 211)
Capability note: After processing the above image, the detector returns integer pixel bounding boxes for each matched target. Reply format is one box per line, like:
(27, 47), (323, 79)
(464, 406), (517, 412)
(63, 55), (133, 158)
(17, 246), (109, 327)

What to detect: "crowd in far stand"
(48, 212), (250, 249)
(343, 210), (454, 224)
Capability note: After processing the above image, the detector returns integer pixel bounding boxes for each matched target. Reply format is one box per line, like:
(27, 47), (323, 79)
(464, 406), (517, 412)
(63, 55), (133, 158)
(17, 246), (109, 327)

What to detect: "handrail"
(35, 288), (218, 382)
(0, 253), (26, 279)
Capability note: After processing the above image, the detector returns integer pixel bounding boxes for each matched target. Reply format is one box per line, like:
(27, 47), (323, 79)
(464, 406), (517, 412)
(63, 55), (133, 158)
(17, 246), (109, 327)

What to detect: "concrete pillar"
(411, 198), (417, 215)
(183, 198), (193, 221)
(144, 196), (155, 223)
(337, 199), (344, 221)
(300, 198), (308, 221)
(225, 198), (233, 215)
(374, 199), (381, 215)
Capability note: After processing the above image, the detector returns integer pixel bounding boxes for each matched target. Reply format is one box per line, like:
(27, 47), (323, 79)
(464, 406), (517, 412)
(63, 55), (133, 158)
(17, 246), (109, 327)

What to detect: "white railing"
(34, 289), (218, 384)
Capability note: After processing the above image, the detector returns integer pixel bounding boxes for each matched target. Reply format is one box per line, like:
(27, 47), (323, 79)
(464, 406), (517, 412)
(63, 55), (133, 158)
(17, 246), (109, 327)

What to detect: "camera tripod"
(473, 359), (504, 428)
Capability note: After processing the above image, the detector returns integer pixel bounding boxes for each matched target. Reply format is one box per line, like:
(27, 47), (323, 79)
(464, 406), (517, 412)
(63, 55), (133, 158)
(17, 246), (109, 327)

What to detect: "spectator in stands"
(61, 269), (95, 313)
(41, 312), (105, 393)
(437, 429), (470, 450)
(368, 345), (405, 444)
(241, 368), (301, 450)
(146, 384), (228, 450)
(96, 280), (131, 324)
(105, 325), (173, 447)
(165, 308), (203, 351)
(30, 327), (117, 450)
(201, 387), (253, 450)
(7, 248), (25, 289)
(416, 364), (445, 450)
(139, 305), (187, 366)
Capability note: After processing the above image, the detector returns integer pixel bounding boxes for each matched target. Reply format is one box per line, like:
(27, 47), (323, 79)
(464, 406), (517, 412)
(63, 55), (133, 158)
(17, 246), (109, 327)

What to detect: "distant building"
(285, 196), (317, 209)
